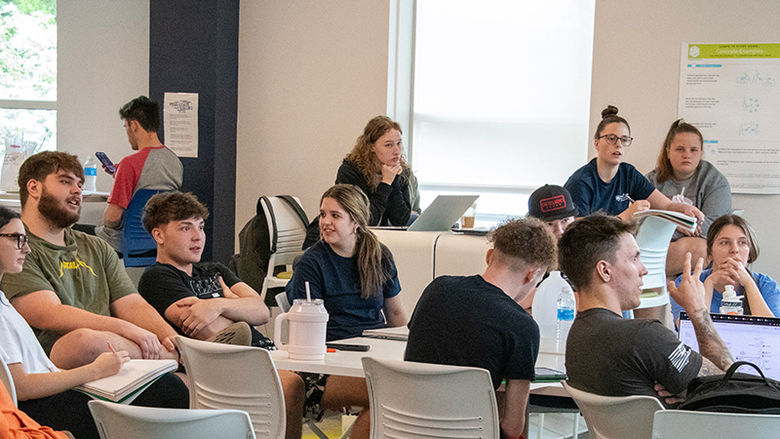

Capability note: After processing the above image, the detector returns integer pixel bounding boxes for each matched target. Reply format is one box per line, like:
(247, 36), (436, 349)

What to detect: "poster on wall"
(163, 92), (198, 158)
(679, 43), (780, 194)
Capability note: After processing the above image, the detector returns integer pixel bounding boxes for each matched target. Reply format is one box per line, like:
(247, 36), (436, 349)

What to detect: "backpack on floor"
(230, 195), (308, 306)
(679, 361), (780, 414)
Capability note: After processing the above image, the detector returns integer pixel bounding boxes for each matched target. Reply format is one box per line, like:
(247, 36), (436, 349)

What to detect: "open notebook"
(74, 359), (177, 403)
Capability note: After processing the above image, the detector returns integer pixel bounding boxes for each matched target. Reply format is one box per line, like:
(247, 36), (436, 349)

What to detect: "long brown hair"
(321, 184), (389, 298)
(706, 214), (759, 264)
(345, 116), (410, 190)
(654, 119), (704, 184)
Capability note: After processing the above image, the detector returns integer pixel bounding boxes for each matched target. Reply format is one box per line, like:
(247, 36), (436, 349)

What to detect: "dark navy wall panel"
(149, 0), (239, 263)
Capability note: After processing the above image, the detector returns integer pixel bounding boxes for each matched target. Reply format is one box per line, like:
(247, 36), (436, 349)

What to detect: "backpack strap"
(257, 196), (279, 253)
(278, 195), (309, 227)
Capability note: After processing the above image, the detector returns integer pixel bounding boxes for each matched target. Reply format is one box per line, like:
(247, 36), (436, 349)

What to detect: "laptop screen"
(678, 312), (780, 380)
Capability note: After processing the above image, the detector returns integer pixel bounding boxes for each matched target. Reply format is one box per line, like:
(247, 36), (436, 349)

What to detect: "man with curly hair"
(405, 217), (557, 439)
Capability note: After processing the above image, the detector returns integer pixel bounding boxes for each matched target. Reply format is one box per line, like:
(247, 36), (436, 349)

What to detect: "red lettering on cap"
(540, 195), (566, 213)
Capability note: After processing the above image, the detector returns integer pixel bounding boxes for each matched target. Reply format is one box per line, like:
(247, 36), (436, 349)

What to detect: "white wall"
(590, 0), (780, 273)
(236, 0), (390, 232)
(58, 0), (149, 193)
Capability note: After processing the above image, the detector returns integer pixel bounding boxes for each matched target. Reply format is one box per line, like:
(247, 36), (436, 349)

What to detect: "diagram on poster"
(679, 43), (780, 194)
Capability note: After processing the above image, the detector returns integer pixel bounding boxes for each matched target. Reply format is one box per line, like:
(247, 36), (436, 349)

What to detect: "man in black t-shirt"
(405, 218), (557, 439)
(558, 214), (734, 405)
(136, 191), (304, 439)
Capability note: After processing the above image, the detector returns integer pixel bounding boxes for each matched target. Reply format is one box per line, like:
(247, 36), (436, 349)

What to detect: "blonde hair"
(654, 119), (704, 184)
(345, 116), (410, 190)
(321, 184), (389, 298)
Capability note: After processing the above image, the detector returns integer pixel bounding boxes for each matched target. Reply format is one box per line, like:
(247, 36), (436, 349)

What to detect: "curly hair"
(345, 116), (410, 190)
(488, 217), (557, 272)
(142, 191), (209, 233)
(653, 119), (704, 184)
(558, 213), (638, 291)
(18, 151), (85, 207)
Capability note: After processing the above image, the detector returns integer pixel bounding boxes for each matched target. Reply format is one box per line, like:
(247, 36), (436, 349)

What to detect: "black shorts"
(297, 372), (330, 421)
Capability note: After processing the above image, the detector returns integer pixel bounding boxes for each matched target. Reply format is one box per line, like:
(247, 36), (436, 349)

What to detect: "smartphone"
(326, 343), (371, 352)
(95, 152), (116, 175)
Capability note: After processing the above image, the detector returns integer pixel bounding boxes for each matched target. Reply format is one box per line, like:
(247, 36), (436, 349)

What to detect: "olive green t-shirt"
(1, 227), (137, 353)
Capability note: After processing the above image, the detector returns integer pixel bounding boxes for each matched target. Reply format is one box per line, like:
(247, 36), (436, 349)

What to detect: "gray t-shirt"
(565, 308), (702, 400)
(646, 160), (731, 239)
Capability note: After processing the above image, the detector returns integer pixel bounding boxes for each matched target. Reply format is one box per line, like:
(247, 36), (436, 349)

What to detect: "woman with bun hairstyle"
(336, 115), (416, 226)
(564, 105), (704, 223)
(646, 119), (732, 276)
(671, 214), (779, 323)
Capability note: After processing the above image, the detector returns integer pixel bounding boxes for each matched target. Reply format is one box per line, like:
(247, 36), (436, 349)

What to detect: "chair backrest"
(362, 357), (499, 439)
(88, 400), (255, 439)
(275, 291), (291, 312)
(652, 409), (780, 439)
(175, 336), (286, 439)
(0, 358), (16, 406)
(635, 215), (678, 290)
(563, 381), (663, 439)
(259, 196), (307, 270)
(122, 189), (165, 267)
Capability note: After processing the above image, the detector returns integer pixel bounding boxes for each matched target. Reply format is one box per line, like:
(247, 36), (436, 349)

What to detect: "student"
(0, 206), (187, 439)
(286, 184), (407, 439)
(1, 151), (179, 369)
(646, 119), (731, 276)
(527, 184), (578, 239)
(671, 214), (779, 322)
(405, 218), (556, 439)
(1, 381), (71, 439)
(336, 115), (417, 226)
(564, 105), (704, 223)
(95, 96), (183, 252)
(559, 214), (734, 404)
(137, 191), (305, 439)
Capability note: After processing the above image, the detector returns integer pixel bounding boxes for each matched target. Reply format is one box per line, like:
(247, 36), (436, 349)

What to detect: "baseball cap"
(528, 184), (578, 221)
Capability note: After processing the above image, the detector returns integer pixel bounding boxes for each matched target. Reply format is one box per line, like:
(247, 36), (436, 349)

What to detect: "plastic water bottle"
(533, 271), (572, 351)
(555, 286), (576, 353)
(83, 156), (97, 192)
(720, 285), (744, 315)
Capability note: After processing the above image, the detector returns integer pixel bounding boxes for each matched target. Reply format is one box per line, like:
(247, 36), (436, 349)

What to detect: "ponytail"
(355, 226), (389, 298)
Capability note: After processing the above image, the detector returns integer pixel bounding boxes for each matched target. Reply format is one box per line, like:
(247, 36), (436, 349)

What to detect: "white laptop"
(362, 326), (409, 341)
(407, 194), (479, 232)
(678, 312), (780, 380)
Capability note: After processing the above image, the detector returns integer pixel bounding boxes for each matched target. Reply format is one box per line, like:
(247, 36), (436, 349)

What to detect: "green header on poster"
(688, 43), (780, 59)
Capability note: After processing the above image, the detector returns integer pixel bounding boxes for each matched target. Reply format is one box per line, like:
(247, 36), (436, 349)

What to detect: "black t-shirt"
(138, 262), (242, 334)
(404, 275), (539, 389)
(565, 308), (702, 399)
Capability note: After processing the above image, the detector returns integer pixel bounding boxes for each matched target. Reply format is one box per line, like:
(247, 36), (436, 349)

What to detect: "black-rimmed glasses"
(597, 133), (633, 147)
(0, 233), (28, 249)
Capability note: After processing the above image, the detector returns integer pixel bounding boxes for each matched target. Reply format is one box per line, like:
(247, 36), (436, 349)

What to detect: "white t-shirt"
(0, 290), (58, 374)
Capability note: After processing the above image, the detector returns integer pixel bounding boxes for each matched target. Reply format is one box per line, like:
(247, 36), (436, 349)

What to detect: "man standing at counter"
(95, 96), (183, 252)
(405, 218), (557, 439)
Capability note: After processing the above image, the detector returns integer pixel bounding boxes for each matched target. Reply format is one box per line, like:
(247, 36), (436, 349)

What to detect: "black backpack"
(679, 361), (780, 414)
(230, 195), (309, 306)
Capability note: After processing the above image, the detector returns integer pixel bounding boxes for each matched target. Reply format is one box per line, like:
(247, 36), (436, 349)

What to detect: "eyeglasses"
(598, 134), (633, 147)
(0, 233), (29, 249)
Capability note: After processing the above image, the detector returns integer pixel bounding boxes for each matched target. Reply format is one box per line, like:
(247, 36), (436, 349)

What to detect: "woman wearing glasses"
(564, 105), (704, 222)
(0, 207), (186, 439)
(646, 119), (732, 276)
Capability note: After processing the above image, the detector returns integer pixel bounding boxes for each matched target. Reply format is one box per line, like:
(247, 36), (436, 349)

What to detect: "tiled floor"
(302, 412), (589, 439)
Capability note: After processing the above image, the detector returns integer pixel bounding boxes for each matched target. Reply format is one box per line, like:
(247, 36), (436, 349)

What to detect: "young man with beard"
(1, 152), (180, 370)
(137, 191), (305, 439)
(95, 96), (183, 252)
(559, 214), (734, 405)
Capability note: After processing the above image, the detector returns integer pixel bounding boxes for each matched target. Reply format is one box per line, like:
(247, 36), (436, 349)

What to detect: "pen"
(107, 341), (116, 353)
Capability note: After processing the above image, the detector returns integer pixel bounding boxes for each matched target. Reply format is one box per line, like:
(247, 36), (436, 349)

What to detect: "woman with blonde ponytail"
(286, 184), (407, 341)
(285, 185), (406, 438)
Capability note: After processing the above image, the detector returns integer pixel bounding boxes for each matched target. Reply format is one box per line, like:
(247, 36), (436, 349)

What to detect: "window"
(390, 0), (595, 226)
(0, 0), (56, 189)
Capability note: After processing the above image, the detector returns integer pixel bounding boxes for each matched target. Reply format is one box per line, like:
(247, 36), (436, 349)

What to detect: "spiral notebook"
(74, 359), (177, 403)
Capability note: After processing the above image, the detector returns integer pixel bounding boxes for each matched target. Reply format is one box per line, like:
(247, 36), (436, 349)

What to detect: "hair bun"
(601, 105), (619, 119)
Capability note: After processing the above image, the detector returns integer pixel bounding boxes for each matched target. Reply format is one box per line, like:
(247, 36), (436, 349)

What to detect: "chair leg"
(571, 413), (579, 439)
(536, 413), (544, 439)
(306, 419), (331, 439)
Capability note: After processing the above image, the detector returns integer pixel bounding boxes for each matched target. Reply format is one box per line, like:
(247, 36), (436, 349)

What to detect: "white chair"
(88, 400), (255, 439)
(175, 336), (286, 439)
(652, 409), (780, 438)
(362, 357), (499, 439)
(634, 215), (678, 310)
(259, 196), (308, 303)
(0, 358), (16, 406)
(562, 381), (663, 439)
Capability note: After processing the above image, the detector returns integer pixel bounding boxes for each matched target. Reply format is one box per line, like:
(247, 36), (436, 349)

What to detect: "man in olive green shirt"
(1, 152), (178, 369)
